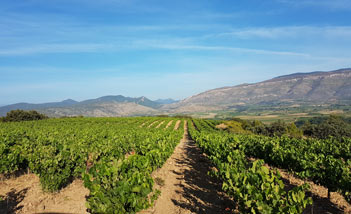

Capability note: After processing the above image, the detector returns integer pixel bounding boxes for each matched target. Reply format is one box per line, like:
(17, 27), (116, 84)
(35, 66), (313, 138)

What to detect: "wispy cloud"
(278, 0), (351, 10)
(132, 41), (310, 57)
(0, 11), (229, 47)
(217, 26), (351, 39)
(0, 40), (309, 57)
(0, 43), (114, 56)
(136, 41), (351, 62)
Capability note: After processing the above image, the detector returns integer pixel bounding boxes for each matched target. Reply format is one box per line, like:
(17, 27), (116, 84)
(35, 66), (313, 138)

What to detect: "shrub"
(302, 115), (351, 140)
(1, 109), (48, 122)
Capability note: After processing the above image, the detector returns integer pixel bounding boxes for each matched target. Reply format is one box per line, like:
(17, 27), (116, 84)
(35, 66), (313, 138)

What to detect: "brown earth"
(148, 120), (159, 128)
(174, 120), (181, 130)
(165, 120), (173, 129)
(140, 121), (236, 214)
(155, 121), (165, 129)
(0, 173), (89, 214)
(215, 123), (228, 130)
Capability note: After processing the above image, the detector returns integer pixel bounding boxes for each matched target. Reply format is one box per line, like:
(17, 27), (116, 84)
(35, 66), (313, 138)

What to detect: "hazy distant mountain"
(0, 99), (78, 116)
(79, 95), (161, 109)
(0, 95), (160, 117)
(164, 68), (351, 113)
(41, 102), (158, 117)
(154, 98), (179, 104)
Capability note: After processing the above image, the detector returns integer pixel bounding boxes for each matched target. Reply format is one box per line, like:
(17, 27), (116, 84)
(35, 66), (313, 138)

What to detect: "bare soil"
(155, 121), (165, 129)
(0, 173), (89, 214)
(215, 123), (228, 130)
(148, 120), (159, 128)
(174, 120), (181, 130)
(140, 121), (236, 214)
(165, 120), (173, 129)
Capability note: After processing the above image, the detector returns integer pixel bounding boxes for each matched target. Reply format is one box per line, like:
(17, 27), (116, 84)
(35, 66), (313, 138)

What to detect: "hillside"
(0, 95), (161, 117)
(164, 68), (351, 113)
(0, 99), (78, 116)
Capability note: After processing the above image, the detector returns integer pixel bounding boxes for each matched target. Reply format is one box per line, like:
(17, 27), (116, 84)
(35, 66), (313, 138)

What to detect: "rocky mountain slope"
(164, 68), (351, 113)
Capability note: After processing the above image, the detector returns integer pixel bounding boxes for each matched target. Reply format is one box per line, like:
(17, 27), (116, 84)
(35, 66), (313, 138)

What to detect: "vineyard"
(0, 117), (351, 213)
(0, 117), (183, 213)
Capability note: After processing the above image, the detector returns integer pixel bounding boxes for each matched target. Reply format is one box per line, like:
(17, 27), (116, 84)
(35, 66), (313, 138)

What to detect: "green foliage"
(225, 118), (303, 138)
(286, 123), (303, 139)
(0, 117), (183, 213)
(190, 118), (351, 208)
(267, 120), (288, 137)
(301, 115), (351, 140)
(155, 115), (169, 117)
(83, 128), (182, 213)
(248, 120), (268, 136)
(173, 114), (192, 119)
(189, 124), (312, 213)
(1, 109), (48, 122)
(215, 130), (351, 203)
(223, 121), (250, 134)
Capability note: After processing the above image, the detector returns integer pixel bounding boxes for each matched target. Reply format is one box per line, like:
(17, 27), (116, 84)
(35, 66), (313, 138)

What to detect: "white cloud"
(134, 42), (309, 57)
(0, 37), (309, 57)
(217, 26), (351, 39)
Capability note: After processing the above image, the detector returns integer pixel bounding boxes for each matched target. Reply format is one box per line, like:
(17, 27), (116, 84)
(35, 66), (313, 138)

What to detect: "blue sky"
(1, 0), (351, 105)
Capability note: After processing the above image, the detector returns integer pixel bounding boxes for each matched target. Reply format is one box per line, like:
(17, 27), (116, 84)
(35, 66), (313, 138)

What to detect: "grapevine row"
(192, 118), (351, 203)
(188, 120), (312, 213)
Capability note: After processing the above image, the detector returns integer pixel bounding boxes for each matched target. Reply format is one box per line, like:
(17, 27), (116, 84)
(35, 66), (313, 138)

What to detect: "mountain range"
(1, 68), (350, 117)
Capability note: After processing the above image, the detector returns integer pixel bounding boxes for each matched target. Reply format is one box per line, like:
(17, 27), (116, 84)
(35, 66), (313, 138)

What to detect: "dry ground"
(0, 173), (88, 214)
(165, 120), (173, 129)
(140, 121), (235, 214)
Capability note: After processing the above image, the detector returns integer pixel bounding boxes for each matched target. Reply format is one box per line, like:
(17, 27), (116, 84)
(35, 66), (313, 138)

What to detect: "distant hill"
(0, 95), (161, 117)
(164, 68), (351, 113)
(0, 99), (78, 116)
(79, 95), (161, 109)
(1, 68), (351, 117)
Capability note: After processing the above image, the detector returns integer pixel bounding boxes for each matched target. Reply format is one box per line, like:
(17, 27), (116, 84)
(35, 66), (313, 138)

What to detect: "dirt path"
(174, 120), (181, 130)
(140, 121), (147, 128)
(155, 121), (165, 129)
(141, 121), (235, 214)
(148, 120), (159, 128)
(0, 173), (88, 214)
(165, 120), (173, 130)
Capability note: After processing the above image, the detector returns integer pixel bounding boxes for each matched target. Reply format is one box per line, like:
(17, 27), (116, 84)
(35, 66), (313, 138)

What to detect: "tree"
(286, 123), (303, 138)
(267, 120), (287, 137)
(302, 115), (351, 140)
